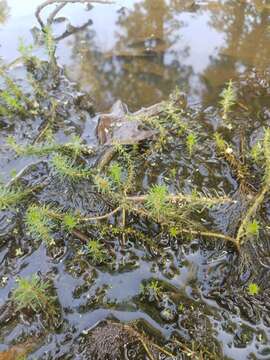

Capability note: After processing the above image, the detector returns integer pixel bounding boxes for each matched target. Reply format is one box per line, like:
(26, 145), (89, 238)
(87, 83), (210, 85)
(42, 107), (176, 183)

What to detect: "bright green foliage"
(0, 90), (25, 114)
(7, 135), (92, 158)
(169, 227), (179, 238)
(246, 220), (260, 237)
(63, 213), (77, 231)
(18, 37), (34, 61)
(109, 163), (122, 186)
(51, 154), (91, 179)
(214, 132), (227, 153)
(247, 282), (260, 296)
(12, 274), (52, 313)
(219, 80), (237, 121)
(140, 279), (162, 301)
(87, 240), (107, 264)
(186, 132), (197, 156)
(251, 142), (263, 164)
(7, 135), (57, 156)
(25, 205), (55, 245)
(0, 185), (29, 210)
(146, 184), (171, 221)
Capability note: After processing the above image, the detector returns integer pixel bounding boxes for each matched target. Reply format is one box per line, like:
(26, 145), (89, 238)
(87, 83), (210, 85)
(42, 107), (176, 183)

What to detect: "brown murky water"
(0, 1), (270, 359)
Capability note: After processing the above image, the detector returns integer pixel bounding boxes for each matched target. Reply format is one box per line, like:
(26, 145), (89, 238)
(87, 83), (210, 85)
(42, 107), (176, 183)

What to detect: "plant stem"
(236, 184), (269, 247)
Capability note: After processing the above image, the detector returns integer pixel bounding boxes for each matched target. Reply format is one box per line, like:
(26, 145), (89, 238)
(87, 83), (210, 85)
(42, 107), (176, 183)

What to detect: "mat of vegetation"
(0, 8), (270, 360)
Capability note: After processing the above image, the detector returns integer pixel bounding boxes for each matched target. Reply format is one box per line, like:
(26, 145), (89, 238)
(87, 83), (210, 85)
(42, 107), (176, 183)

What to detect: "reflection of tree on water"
(67, 0), (193, 110)
(201, 0), (270, 104)
(0, 0), (10, 24)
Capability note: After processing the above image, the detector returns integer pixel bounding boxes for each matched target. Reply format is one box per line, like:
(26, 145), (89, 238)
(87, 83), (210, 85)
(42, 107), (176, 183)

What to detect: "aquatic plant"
(12, 274), (55, 314)
(25, 204), (55, 245)
(247, 283), (260, 296)
(109, 162), (123, 187)
(145, 184), (172, 222)
(140, 279), (162, 302)
(219, 79), (237, 122)
(63, 213), (78, 232)
(51, 153), (91, 179)
(43, 25), (56, 59)
(245, 220), (260, 237)
(18, 37), (34, 63)
(186, 132), (197, 156)
(86, 240), (107, 265)
(0, 185), (31, 210)
(7, 135), (93, 157)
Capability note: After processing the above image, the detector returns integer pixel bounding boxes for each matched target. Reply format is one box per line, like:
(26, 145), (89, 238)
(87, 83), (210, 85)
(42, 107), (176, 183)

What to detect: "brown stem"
(80, 206), (122, 221)
(126, 194), (234, 204)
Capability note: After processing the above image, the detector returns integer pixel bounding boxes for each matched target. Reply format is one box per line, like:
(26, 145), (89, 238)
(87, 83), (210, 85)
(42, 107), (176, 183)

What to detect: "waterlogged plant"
(247, 282), (260, 296)
(25, 204), (55, 245)
(12, 274), (55, 315)
(219, 80), (237, 122)
(245, 220), (260, 237)
(44, 25), (56, 59)
(109, 162), (123, 187)
(140, 280), (162, 302)
(146, 184), (172, 222)
(63, 213), (78, 232)
(186, 132), (197, 156)
(0, 185), (30, 210)
(7, 135), (93, 158)
(86, 240), (107, 265)
(18, 37), (34, 62)
(51, 153), (91, 179)
(251, 142), (263, 164)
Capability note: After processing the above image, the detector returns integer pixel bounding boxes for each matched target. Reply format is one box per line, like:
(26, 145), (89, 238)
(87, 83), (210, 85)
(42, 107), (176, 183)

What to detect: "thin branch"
(236, 184), (269, 247)
(35, 0), (113, 28)
(47, 3), (66, 25)
(126, 194), (235, 205)
(80, 206), (122, 221)
(180, 228), (237, 246)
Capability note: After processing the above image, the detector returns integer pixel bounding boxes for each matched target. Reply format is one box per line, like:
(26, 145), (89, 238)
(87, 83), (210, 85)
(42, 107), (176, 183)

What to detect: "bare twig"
(35, 0), (113, 28)
(47, 3), (66, 25)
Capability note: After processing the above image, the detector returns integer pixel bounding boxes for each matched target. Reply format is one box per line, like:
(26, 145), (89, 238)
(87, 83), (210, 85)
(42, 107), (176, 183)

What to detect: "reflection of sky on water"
(0, 1), (269, 110)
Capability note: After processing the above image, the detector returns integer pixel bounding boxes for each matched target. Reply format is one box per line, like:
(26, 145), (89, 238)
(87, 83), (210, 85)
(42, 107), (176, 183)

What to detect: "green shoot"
(219, 80), (237, 121)
(146, 184), (172, 222)
(25, 204), (55, 245)
(245, 220), (260, 237)
(0, 185), (30, 210)
(247, 283), (260, 296)
(109, 162), (123, 187)
(186, 132), (197, 156)
(63, 213), (78, 232)
(140, 280), (162, 301)
(43, 26), (56, 59)
(214, 132), (227, 153)
(263, 128), (270, 183)
(251, 142), (263, 164)
(51, 154), (91, 179)
(86, 240), (107, 265)
(12, 274), (54, 314)
(7, 135), (93, 158)
(18, 37), (34, 62)
(0, 90), (26, 114)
